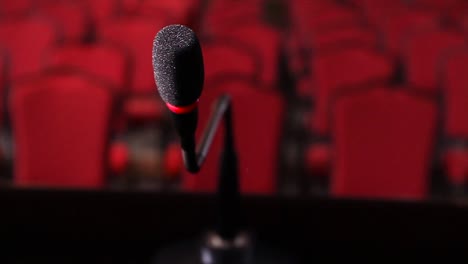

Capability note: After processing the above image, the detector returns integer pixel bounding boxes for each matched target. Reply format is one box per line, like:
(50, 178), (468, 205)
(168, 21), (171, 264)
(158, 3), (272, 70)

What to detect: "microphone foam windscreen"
(153, 24), (204, 107)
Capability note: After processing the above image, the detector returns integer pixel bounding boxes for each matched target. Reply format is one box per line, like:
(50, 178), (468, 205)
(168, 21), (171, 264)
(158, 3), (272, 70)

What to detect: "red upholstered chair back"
(305, 6), (361, 33)
(312, 47), (393, 135)
(83, 0), (117, 29)
(442, 49), (468, 139)
(183, 80), (284, 194)
(0, 17), (59, 80)
(381, 9), (439, 57)
(202, 0), (262, 35)
(100, 17), (168, 94)
(201, 41), (260, 86)
(291, 0), (359, 35)
(10, 72), (114, 188)
(353, 0), (407, 28)
(138, 0), (201, 27)
(331, 88), (437, 199)
(214, 24), (281, 88)
(0, 0), (35, 17)
(404, 30), (466, 93)
(44, 43), (130, 94)
(36, 1), (91, 43)
(0, 49), (7, 126)
(312, 26), (379, 52)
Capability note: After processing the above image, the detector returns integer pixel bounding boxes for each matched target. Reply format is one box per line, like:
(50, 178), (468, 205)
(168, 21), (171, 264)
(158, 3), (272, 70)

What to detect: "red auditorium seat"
(183, 80), (284, 194)
(448, 1), (468, 30)
(441, 50), (468, 186)
(290, 0), (356, 32)
(410, 0), (461, 14)
(331, 88), (437, 199)
(214, 24), (281, 89)
(353, 0), (407, 28)
(202, 0), (262, 35)
(83, 0), (117, 29)
(442, 49), (468, 139)
(303, 48), (393, 177)
(100, 18), (168, 119)
(305, 7), (362, 34)
(0, 0), (35, 17)
(100, 18), (167, 94)
(0, 50), (7, 127)
(120, 0), (142, 15)
(404, 30), (466, 93)
(380, 9), (439, 57)
(443, 149), (468, 187)
(37, 1), (91, 43)
(296, 25), (380, 97)
(312, 25), (379, 52)
(202, 40), (260, 86)
(138, 0), (201, 28)
(10, 72), (115, 188)
(0, 17), (59, 80)
(311, 47), (393, 136)
(44, 44), (130, 94)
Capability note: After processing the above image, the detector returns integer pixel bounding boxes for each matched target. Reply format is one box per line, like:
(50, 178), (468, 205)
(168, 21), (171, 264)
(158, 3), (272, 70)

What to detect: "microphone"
(151, 25), (297, 264)
(153, 24), (204, 173)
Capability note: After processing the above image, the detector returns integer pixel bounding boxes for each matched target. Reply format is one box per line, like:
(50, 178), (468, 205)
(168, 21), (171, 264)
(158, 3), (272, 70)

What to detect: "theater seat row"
(287, 0), (468, 199)
(6, 0), (467, 200)
(189, 0), (285, 194)
(0, 0), (287, 194)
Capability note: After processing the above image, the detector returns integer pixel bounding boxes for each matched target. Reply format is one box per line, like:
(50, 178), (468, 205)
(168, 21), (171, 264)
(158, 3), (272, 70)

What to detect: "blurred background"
(0, 0), (467, 203)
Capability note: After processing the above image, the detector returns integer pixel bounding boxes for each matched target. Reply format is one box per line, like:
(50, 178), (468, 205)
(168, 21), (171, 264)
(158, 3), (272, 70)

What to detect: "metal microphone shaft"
(195, 94), (240, 240)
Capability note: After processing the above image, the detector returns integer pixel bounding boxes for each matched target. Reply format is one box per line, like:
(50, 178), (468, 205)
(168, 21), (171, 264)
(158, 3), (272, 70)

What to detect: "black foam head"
(153, 24), (204, 107)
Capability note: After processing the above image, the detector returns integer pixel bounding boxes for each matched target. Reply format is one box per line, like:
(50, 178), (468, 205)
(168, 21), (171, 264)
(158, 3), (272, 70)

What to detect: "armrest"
(443, 148), (468, 186)
(109, 141), (130, 175)
(163, 143), (183, 179)
(305, 143), (331, 176)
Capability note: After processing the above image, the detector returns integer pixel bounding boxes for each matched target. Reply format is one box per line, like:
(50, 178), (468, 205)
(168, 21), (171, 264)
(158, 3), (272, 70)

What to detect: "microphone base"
(151, 231), (296, 264)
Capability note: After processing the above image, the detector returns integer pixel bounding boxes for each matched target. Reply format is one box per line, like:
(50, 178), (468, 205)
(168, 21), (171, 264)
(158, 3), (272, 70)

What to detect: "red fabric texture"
(313, 26), (378, 52)
(139, 0), (201, 27)
(164, 143), (184, 178)
(331, 88), (437, 199)
(37, 1), (91, 42)
(305, 143), (331, 176)
(0, 17), (59, 80)
(45, 44), (129, 93)
(109, 142), (129, 175)
(311, 47), (393, 135)
(203, 0), (262, 35)
(291, 0), (359, 35)
(214, 24), (281, 88)
(404, 30), (466, 93)
(443, 149), (468, 185)
(0, 0), (35, 17)
(353, 0), (407, 27)
(442, 49), (468, 138)
(100, 17), (168, 94)
(83, 0), (117, 29)
(11, 72), (114, 188)
(381, 9), (439, 57)
(202, 43), (259, 85)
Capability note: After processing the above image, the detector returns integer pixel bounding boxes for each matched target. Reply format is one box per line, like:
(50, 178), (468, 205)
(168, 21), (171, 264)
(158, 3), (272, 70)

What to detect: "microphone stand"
(153, 94), (293, 264)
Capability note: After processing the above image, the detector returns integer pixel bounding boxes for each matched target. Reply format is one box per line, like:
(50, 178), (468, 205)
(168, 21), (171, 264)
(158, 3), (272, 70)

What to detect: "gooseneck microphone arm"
(186, 94), (240, 240)
(199, 94), (240, 240)
(172, 93), (239, 239)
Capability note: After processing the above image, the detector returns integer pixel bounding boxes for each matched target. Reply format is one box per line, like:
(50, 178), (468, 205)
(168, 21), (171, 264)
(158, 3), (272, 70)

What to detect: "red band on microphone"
(166, 100), (199, 114)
